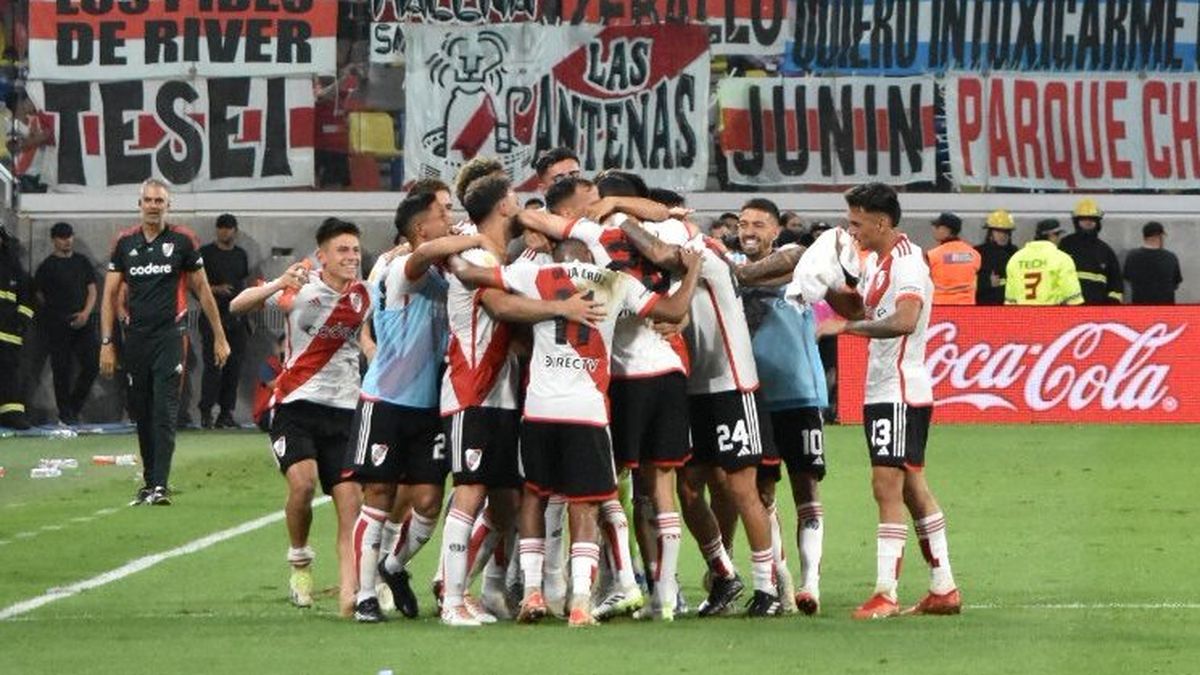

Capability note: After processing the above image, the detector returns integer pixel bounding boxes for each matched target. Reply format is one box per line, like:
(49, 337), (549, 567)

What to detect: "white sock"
(287, 545), (314, 567)
(797, 501), (824, 596)
(654, 512), (682, 610)
(876, 523), (907, 599)
(750, 548), (775, 594)
(385, 510), (438, 574)
(915, 512), (956, 594)
(354, 506), (387, 603)
(482, 532), (511, 596)
(442, 507), (475, 608)
(519, 537), (545, 595)
(467, 513), (500, 586)
(767, 503), (787, 578)
(601, 500), (637, 591)
(570, 542), (600, 600)
(543, 495), (567, 587)
(380, 519), (401, 565)
(700, 536), (736, 579)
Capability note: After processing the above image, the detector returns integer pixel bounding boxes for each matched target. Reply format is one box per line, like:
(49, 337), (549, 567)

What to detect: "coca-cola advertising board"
(836, 307), (1200, 424)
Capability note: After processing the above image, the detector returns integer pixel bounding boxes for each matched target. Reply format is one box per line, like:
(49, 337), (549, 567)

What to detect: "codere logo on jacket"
(128, 263), (173, 276)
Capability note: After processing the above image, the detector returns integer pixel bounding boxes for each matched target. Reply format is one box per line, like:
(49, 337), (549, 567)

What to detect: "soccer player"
(817, 182), (962, 619)
(534, 147), (582, 193)
(344, 193), (483, 622)
(100, 179), (230, 506)
(437, 174), (605, 627)
(730, 198), (829, 615)
(527, 175), (695, 620)
(451, 237), (703, 626)
(229, 218), (371, 614)
(618, 206), (783, 618)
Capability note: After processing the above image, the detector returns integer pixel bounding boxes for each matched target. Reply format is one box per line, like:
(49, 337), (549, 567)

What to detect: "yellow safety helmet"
(985, 209), (1015, 230)
(1073, 198), (1103, 219)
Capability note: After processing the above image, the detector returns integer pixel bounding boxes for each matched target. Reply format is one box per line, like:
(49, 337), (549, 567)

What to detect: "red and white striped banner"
(718, 75), (939, 187)
(28, 0), (337, 80)
(26, 77), (315, 192)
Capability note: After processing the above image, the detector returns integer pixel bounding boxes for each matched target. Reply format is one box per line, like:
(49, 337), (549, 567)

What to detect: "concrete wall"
(7, 191), (1197, 425)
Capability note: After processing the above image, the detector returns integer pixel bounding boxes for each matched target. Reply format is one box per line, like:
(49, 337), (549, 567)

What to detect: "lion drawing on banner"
(419, 30), (537, 181)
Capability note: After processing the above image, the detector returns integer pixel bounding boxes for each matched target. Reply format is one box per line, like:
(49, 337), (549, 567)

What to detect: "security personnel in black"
(34, 222), (99, 425)
(1059, 198), (1123, 305)
(198, 213), (250, 429)
(0, 225), (35, 429)
(100, 179), (230, 506)
(975, 209), (1018, 306)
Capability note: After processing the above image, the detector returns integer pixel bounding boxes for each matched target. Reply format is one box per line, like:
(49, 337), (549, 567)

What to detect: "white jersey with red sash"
(440, 247), (521, 416)
(269, 272), (370, 410)
(497, 261), (660, 426)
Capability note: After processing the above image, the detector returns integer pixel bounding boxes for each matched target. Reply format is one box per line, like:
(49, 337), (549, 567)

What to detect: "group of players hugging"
(229, 150), (962, 627)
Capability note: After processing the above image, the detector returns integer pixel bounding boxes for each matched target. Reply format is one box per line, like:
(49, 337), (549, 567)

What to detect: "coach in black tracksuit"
(100, 179), (230, 506)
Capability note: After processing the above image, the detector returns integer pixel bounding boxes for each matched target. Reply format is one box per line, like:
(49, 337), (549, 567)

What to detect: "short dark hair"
(534, 147), (579, 177)
(595, 169), (648, 198)
(316, 217), (360, 245)
(552, 238), (592, 264)
(463, 174), (513, 225)
(741, 198), (781, 225)
(215, 213), (238, 230)
(409, 178), (450, 198)
(394, 192), (438, 241)
(718, 212), (739, 224)
(524, 197), (545, 210)
(1142, 221), (1165, 238)
(544, 176), (593, 215)
(649, 188), (685, 208)
(454, 157), (505, 204)
(844, 182), (901, 226)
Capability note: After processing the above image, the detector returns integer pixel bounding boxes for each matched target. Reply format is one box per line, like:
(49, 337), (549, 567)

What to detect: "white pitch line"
(0, 497), (332, 621)
(967, 603), (1200, 610)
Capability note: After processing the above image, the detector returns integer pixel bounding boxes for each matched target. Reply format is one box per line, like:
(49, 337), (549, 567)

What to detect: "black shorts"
(269, 400), (354, 495)
(445, 407), (522, 489)
(345, 399), (447, 486)
(688, 390), (777, 472)
(863, 402), (932, 470)
(766, 407), (827, 481)
(610, 374), (691, 469)
(520, 421), (618, 502)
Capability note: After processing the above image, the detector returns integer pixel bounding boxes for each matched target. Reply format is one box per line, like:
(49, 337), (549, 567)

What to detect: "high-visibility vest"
(1004, 241), (1084, 306)
(928, 239), (981, 305)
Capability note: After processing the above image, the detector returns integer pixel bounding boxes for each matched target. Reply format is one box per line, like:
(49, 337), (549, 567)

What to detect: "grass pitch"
(0, 424), (1197, 674)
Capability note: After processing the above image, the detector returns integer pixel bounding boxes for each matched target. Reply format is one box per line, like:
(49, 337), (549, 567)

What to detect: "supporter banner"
(718, 75), (937, 186)
(26, 77), (315, 192)
(28, 0), (337, 80)
(946, 72), (1200, 190)
(837, 306), (1200, 424)
(785, 0), (1200, 75)
(370, 0), (787, 55)
(404, 23), (710, 191)
(370, 22), (405, 65)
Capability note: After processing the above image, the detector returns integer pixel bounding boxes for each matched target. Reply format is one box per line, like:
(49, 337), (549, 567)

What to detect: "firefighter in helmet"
(1059, 198), (1123, 304)
(975, 209), (1018, 305)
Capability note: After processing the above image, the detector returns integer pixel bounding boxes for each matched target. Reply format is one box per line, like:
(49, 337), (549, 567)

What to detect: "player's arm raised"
(618, 217), (685, 274)
(230, 262), (307, 315)
(644, 248), (703, 323)
(585, 196), (671, 224)
(403, 234), (486, 280)
(819, 296), (921, 339)
(735, 246), (804, 287)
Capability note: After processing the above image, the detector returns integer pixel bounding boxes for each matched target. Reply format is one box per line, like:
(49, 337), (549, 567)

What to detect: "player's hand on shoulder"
(558, 291), (607, 327)
(679, 248), (703, 272)
(667, 206), (694, 221)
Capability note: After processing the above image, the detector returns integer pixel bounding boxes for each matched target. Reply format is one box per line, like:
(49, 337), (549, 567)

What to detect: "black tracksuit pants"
(125, 328), (185, 489)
